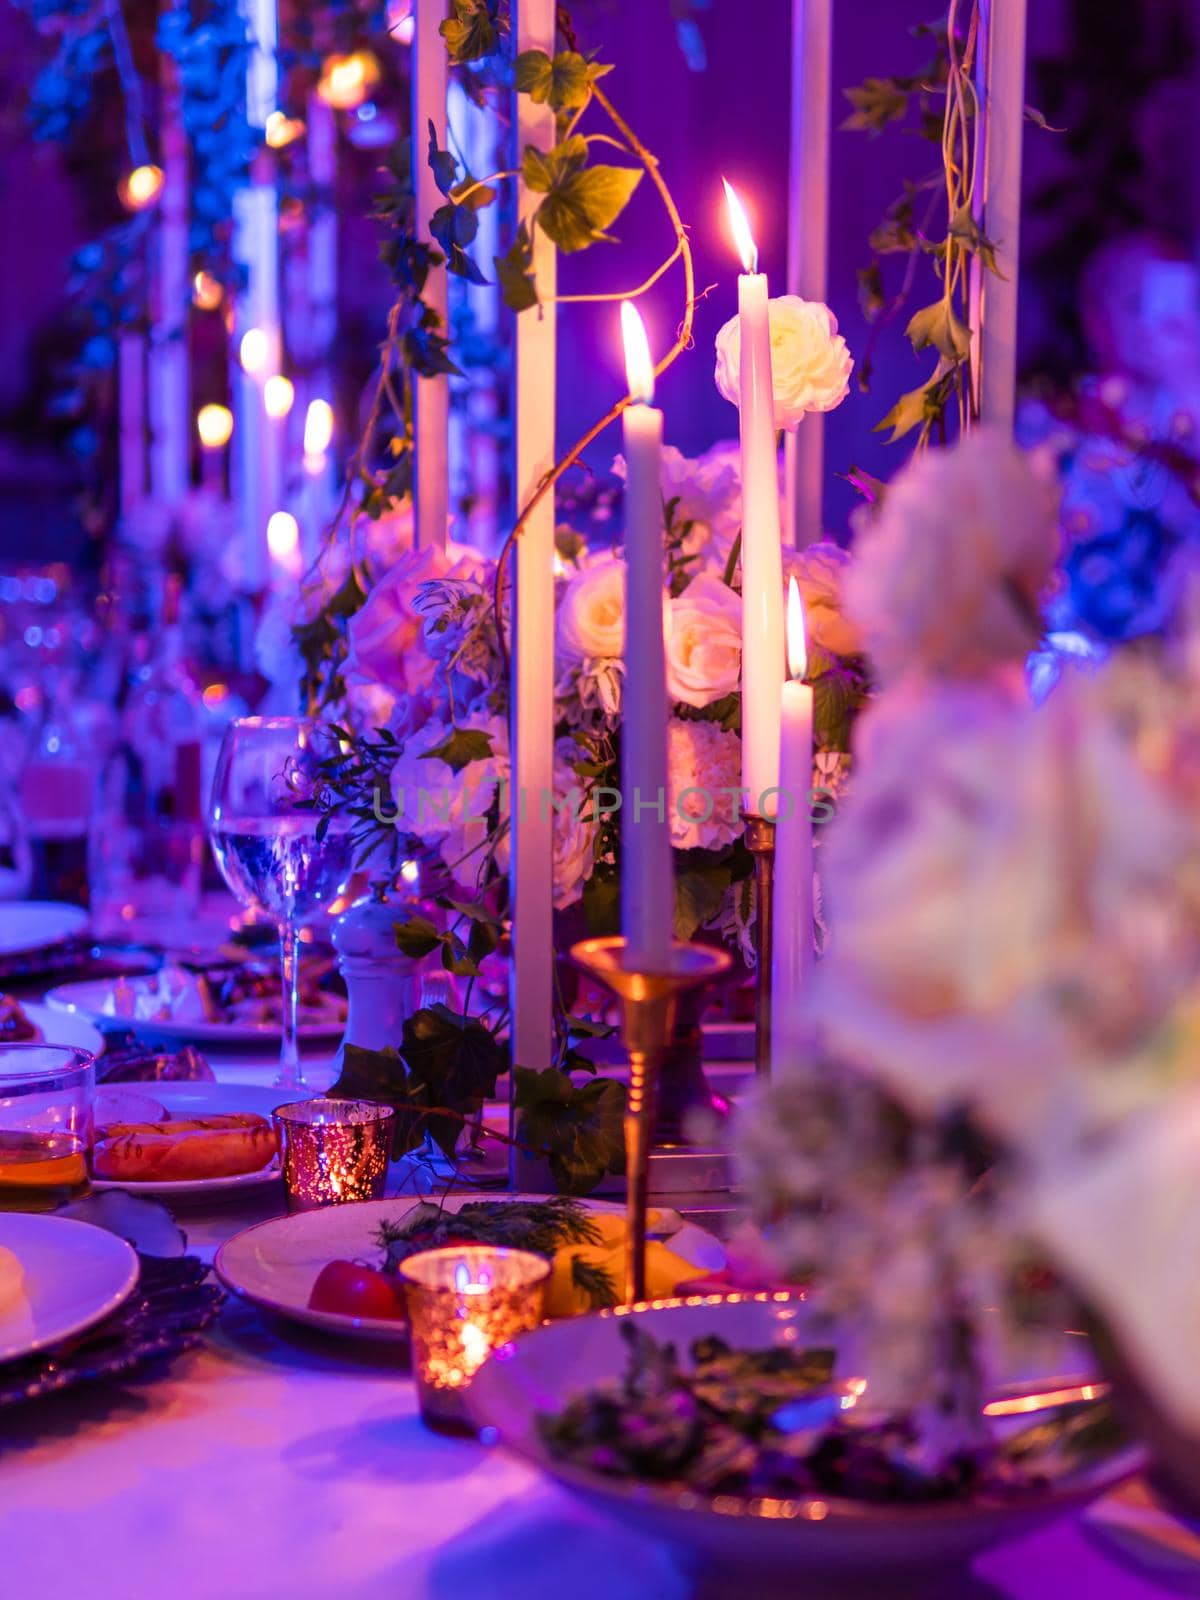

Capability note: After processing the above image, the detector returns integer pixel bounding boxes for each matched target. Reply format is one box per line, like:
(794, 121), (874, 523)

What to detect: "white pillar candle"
(619, 301), (673, 970)
(784, 0), (832, 547)
(724, 182), (786, 819)
(979, 0), (1028, 432)
(771, 578), (814, 1072)
(148, 63), (190, 508)
(412, 0), (450, 548)
(509, 0), (556, 1136)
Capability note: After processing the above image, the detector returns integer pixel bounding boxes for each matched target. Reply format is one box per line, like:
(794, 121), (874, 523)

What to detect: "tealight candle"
(273, 1098), (395, 1211)
(399, 1245), (550, 1434)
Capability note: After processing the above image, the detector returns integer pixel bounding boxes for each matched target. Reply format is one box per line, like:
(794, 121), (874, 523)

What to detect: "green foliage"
(523, 136), (643, 254)
(571, 1252), (620, 1310)
(841, 75), (912, 134)
(515, 48), (613, 111)
(418, 726), (494, 773)
(905, 299), (970, 362)
(514, 1065), (626, 1195)
(494, 223), (539, 312)
(439, 0), (505, 63)
(330, 1008), (507, 1162)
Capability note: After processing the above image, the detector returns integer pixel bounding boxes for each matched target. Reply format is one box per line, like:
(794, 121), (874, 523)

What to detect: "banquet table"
(0, 1046), (1191, 1600)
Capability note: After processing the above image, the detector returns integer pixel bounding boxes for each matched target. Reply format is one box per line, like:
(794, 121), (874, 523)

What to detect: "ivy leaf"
(429, 201), (490, 285)
(1024, 103), (1066, 133)
(905, 300), (970, 362)
(439, 0), (502, 63)
(674, 862), (731, 941)
(427, 120), (458, 197)
(524, 138), (643, 253)
(515, 49), (611, 111)
(857, 262), (885, 323)
(946, 203), (1002, 277)
(393, 912), (444, 960)
(494, 223), (538, 312)
(418, 727), (494, 772)
(581, 867), (620, 937)
(874, 374), (952, 443)
(842, 465), (889, 508)
(811, 662), (858, 751)
(841, 77), (910, 135)
(514, 1066), (626, 1195)
(400, 1004), (507, 1160)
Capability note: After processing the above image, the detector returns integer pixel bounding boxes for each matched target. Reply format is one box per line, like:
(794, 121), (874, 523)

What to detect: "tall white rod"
(508, 0), (557, 1181)
(978, 0), (1027, 432)
(783, 0), (832, 548)
(232, 0), (279, 591)
(148, 61), (190, 507)
(412, 0), (450, 549)
(118, 333), (147, 516)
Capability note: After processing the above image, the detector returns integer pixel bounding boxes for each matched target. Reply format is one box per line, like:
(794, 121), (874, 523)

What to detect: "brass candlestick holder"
(570, 936), (732, 1304)
(743, 814), (776, 1079)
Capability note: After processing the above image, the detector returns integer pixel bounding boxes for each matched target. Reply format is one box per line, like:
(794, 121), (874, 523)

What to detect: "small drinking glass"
(208, 717), (353, 1089)
(274, 1097), (396, 1211)
(0, 1044), (94, 1210)
(399, 1246), (551, 1433)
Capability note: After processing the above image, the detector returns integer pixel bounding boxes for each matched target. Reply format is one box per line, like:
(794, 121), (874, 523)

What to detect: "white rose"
(811, 678), (1200, 1146)
(667, 717), (743, 852)
(715, 295), (853, 432)
(556, 556), (626, 662)
(665, 572), (742, 709)
(845, 428), (1062, 685)
(781, 540), (863, 658)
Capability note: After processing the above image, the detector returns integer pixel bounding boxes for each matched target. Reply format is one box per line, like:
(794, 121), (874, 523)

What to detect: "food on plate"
(0, 994), (37, 1042)
(93, 1112), (278, 1183)
(300, 1198), (705, 1324)
(103, 965), (346, 1032)
(541, 1325), (1125, 1505)
(0, 1244), (25, 1312)
(308, 1259), (407, 1321)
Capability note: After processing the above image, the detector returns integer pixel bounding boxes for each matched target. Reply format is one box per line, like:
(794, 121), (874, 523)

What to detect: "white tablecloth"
(0, 1051), (1188, 1599)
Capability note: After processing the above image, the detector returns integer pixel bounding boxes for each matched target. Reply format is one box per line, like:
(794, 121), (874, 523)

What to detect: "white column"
(232, 0), (280, 590)
(509, 0), (556, 1171)
(412, 0), (450, 549)
(118, 333), (147, 516)
(979, 0), (1028, 432)
(783, 0), (832, 547)
(148, 63), (190, 507)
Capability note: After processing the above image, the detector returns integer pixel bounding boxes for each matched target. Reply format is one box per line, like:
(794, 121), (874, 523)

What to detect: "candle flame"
(787, 576), (808, 681)
(120, 164), (164, 212)
(264, 374), (296, 419)
(722, 179), (758, 274)
(267, 510), (301, 570)
(196, 403), (233, 450)
(239, 328), (270, 375)
(303, 398), (335, 456)
(620, 300), (655, 405)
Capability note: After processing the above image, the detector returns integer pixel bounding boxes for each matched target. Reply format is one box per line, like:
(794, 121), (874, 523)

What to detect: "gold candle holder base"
(569, 936), (732, 1305)
(743, 814), (776, 1080)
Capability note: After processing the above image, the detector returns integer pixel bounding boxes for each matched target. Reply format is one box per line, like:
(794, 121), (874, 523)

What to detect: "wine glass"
(208, 717), (353, 1088)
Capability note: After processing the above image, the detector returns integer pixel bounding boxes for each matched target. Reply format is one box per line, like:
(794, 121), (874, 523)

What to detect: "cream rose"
(715, 295), (853, 432)
(556, 556), (626, 661)
(667, 717), (743, 852)
(666, 572), (742, 709)
(781, 541), (863, 658)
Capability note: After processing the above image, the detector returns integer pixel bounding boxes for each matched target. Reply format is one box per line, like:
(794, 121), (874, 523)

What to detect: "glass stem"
(277, 916), (304, 1091)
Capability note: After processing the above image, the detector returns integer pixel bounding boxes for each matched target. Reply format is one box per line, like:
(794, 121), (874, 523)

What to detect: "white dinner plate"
(90, 1081), (285, 1198)
(216, 1195), (728, 1343)
(19, 1001), (104, 1057)
(0, 901), (88, 958)
(0, 1213), (139, 1364)
(44, 974), (346, 1049)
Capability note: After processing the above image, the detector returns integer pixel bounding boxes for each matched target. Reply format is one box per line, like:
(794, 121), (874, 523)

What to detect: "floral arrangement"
(735, 426), (1200, 1459)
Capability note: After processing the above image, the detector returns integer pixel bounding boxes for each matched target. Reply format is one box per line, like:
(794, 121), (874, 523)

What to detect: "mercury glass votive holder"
(273, 1097), (395, 1212)
(399, 1246), (551, 1434)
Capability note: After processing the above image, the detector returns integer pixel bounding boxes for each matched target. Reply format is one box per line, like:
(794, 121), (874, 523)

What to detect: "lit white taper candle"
(771, 577), (815, 1071)
(412, 0), (450, 548)
(724, 180), (786, 819)
(619, 301), (673, 969)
